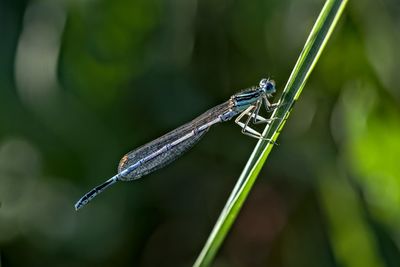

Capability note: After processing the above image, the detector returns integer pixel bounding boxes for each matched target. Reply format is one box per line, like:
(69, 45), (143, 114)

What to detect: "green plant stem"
(193, 0), (349, 266)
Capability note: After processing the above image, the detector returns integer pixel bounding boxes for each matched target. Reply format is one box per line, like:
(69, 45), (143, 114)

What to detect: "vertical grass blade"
(193, 0), (349, 266)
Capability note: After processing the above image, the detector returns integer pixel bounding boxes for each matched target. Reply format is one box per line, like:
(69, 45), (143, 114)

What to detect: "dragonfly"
(74, 78), (279, 210)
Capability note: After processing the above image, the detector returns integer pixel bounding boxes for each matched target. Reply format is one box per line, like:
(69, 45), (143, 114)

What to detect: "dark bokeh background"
(1, 0), (400, 266)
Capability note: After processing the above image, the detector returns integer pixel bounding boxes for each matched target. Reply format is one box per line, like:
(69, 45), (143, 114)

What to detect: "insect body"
(74, 78), (278, 210)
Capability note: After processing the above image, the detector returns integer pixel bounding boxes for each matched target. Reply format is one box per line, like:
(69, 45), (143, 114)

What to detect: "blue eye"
(265, 79), (276, 93)
(259, 78), (275, 93)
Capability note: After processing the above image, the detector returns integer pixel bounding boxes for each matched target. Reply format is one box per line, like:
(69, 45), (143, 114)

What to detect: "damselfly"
(75, 78), (278, 210)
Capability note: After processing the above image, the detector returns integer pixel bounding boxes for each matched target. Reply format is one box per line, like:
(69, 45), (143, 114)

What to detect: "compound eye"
(266, 80), (276, 91)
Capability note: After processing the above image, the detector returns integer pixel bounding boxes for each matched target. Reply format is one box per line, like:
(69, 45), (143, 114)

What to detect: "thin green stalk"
(193, 0), (349, 266)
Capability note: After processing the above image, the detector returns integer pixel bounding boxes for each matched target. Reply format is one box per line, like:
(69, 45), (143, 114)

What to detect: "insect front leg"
(263, 95), (279, 112)
(251, 100), (280, 125)
(234, 103), (279, 144)
(245, 99), (279, 125)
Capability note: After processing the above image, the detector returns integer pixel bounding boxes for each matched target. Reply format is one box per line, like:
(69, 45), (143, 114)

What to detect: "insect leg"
(235, 121), (277, 144)
(244, 99), (279, 124)
(263, 95), (279, 112)
(237, 105), (263, 137)
(235, 105), (257, 132)
(234, 105), (255, 124)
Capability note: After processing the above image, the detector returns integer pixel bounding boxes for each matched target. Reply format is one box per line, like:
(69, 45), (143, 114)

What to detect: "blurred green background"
(1, 0), (399, 266)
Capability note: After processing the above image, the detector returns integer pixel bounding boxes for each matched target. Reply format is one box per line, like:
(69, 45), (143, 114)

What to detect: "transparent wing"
(118, 100), (233, 181)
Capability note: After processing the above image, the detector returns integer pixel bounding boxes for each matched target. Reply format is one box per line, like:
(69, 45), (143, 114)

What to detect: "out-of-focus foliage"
(0, 0), (399, 266)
